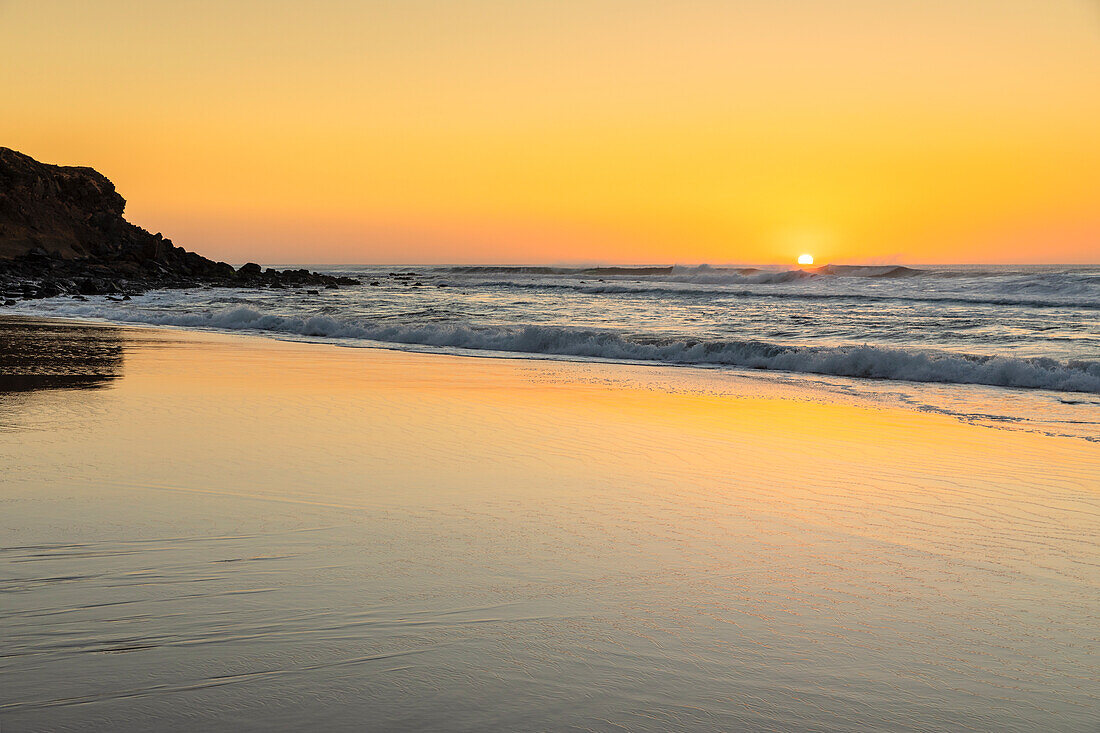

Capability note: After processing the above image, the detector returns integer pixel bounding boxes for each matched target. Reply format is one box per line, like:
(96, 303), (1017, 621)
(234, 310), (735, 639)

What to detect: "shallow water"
(1, 318), (1098, 732)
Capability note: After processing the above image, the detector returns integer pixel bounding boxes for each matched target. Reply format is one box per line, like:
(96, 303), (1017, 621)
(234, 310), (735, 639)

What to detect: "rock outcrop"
(0, 147), (357, 300)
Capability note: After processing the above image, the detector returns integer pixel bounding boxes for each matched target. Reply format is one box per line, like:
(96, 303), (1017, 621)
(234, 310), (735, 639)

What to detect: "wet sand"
(1, 316), (1097, 732)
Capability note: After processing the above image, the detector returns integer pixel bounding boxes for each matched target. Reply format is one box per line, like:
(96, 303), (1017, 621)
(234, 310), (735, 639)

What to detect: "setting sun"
(798, 254), (814, 266)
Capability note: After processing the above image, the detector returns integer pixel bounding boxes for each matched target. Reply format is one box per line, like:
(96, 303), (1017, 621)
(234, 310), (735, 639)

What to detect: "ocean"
(9, 263), (1098, 441)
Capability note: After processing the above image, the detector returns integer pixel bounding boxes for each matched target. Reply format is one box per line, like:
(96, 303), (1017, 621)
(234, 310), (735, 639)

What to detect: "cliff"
(0, 147), (356, 300)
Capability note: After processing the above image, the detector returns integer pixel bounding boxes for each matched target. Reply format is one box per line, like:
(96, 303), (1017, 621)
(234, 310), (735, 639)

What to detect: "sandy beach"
(1, 315), (1096, 732)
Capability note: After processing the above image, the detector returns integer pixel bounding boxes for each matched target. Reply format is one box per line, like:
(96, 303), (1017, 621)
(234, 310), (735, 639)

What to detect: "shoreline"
(2, 313), (1097, 732)
(3, 311), (1097, 444)
(7, 306), (1100, 386)
(5, 282), (1099, 395)
(4, 310), (1095, 726)
(0, 311), (851, 401)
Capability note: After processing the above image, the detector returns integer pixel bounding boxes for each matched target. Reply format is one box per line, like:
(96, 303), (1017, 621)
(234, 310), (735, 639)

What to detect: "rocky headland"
(0, 147), (357, 304)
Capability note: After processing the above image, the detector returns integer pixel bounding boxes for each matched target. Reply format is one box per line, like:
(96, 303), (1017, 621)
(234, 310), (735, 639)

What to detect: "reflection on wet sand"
(1, 317), (1097, 732)
(0, 317), (124, 392)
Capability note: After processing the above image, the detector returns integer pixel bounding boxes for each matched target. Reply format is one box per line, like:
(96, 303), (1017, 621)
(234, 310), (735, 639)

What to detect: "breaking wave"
(44, 304), (1100, 393)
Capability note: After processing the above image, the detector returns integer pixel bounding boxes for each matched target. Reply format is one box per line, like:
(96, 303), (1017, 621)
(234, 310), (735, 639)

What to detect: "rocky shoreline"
(0, 147), (358, 305)
(0, 251), (359, 306)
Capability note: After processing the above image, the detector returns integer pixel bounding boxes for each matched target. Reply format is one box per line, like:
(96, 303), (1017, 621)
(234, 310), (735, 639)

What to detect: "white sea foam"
(25, 302), (1100, 393)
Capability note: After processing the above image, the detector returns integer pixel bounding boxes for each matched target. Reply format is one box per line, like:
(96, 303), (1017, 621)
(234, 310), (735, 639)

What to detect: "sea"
(8, 263), (1098, 441)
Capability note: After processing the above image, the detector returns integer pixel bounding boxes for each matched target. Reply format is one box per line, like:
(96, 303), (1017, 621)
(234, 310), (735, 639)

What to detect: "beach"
(1, 315), (1097, 732)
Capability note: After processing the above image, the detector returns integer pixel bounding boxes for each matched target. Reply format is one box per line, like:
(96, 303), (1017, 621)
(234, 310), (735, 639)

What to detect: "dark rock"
(212, 261), (235, 278)
(306, 289), (319, 295)
(0, 147), (128, 260)
(35, 280), (62, 298)
(237, 262), (262, 277)
(78, 279), (103, 295)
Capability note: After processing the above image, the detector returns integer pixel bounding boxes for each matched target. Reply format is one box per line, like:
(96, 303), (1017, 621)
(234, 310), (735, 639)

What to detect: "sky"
(2, 0), (1099, 265)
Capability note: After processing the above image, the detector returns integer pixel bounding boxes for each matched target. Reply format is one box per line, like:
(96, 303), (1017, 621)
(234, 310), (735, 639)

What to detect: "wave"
(435, 265), (1100, 294)
(447, 265), (683, 276)
(436, 278), (1100, 310)
(38, 304), (1100, 393)
(814, 264), (923, 278)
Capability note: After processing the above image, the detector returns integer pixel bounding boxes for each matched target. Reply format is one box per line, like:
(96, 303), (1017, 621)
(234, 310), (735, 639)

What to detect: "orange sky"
(2, 0), (1098, 265)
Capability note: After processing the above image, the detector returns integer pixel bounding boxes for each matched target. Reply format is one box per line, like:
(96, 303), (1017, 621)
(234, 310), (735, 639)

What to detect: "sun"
(797, 254), (814, 266)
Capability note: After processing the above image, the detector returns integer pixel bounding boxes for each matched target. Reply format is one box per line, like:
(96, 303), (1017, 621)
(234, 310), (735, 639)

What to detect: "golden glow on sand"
(2, 1), (1099, 264)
